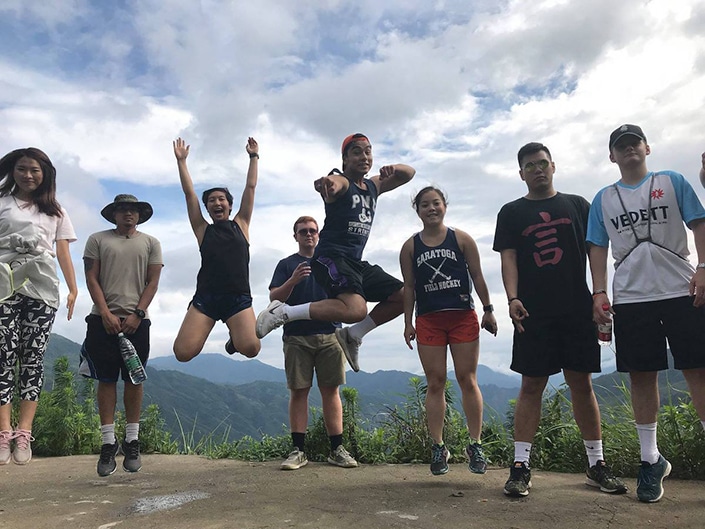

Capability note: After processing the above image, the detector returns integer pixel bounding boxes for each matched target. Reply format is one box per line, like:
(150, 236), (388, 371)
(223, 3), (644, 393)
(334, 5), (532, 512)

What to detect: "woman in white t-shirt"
(0, 148), (77, 465)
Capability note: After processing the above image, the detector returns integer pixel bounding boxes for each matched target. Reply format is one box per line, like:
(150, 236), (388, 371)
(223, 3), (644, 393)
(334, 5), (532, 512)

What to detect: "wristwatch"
(134, 308), (146, 319)
(697, 263), (705, 270)
(483, 304), (494, 313)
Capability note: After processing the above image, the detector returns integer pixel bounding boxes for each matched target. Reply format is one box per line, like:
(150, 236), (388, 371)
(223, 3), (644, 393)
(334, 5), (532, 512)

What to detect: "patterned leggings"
(0, 294), (56, 405)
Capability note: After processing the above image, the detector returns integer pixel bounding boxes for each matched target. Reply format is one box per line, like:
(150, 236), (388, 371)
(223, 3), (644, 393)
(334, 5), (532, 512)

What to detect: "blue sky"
(2, 0), (704, 375)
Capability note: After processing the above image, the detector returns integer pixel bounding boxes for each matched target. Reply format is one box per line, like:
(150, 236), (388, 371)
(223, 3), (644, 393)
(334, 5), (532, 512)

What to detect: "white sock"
(635, 422), (659, 464)
(100, 423), (116, 445)
(584, 439), (604, 467)
(284, 303), (311, 321)
(125, 423), (140, 443)
(701, 420), (705, 432)
(348, 315), (377, 342)
(514, 441), (532, 465)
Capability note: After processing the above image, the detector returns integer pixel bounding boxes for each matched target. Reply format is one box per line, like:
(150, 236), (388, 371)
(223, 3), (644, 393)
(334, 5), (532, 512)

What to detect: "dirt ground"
(1, 454), (704, 529)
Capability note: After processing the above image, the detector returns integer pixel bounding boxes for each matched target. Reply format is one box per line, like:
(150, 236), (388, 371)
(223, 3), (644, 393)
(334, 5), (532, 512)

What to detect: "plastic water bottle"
(597, 303), (612, 346)
(118, 332), (147, 384)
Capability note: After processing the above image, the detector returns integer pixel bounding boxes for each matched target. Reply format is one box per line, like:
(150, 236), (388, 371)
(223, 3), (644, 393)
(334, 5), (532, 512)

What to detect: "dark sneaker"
(281, 449), (308, 470)
(586, 460), (628, 494)
(504, 462), (531, 497)
(122, 439), (142, 473)
(327, 445), (358, 468)
(335, 327), (361, 372)
(225, 339), (238, 355)
(97, 442), (119, 477)
(637, 455), (671, 503)
(465, 442), (487, 474)
(430, 443), (450, 475)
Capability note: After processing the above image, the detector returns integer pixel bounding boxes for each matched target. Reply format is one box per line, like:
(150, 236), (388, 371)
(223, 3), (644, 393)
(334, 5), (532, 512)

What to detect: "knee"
(173, 344), (197, 363)
(456, 372), (478, 392)
(426, 376), (447, 394)
(239, 342), (261, 358)
(343, 303), (368, 324)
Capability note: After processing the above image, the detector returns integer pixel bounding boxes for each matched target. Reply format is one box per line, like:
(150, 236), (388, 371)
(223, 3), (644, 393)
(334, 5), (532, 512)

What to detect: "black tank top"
(413, 228), (474, 316)
(315, 177), (378, 260)
(196, 220), (250, 295)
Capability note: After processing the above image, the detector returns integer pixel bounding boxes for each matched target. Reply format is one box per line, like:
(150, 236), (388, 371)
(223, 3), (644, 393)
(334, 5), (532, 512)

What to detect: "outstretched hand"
(173, 137), (190, 160)
(246, 137), (259, 156)
(379, 164), (396, 181)
(314, 176), (337, 199)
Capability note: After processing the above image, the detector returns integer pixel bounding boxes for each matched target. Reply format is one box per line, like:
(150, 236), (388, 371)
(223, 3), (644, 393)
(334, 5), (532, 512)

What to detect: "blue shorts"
(190, 291), (252, 322)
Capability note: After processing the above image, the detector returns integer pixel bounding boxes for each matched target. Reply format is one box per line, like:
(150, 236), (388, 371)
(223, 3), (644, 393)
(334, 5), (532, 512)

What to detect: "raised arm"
(458, 231), (497, 336)
(499, 248), (529, 333)
(313, 174), (350, 203)
(234, 137), (259, 236)
(173, 137), (208, 243)
(399, 237), (417, 349)
(370, 164), (415, 195)
(56, 239), (77, 321)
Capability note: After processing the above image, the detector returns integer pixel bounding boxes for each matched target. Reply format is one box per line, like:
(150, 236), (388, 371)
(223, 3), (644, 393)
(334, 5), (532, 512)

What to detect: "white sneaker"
(327, 445), (358, 468)
(281, 449), (308, 470)
(256, 300), (288, 338)
(335, 327), (361, 372)
(11, 429), (33, 465)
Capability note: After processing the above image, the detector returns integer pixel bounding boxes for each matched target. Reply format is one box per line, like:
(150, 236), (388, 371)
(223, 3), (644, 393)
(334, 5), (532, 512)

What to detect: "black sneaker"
(430, 443), (449, 475)
(465, 442), (488, 474)
(97, 442), (119, 477)
(225, 339), (238, 355)
(122, 439), (142, 473)
(504, 462), (531, 497)
(586, 460), (628, 494)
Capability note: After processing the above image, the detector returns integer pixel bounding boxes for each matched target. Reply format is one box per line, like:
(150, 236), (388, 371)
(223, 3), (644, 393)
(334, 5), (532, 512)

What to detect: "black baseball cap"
(609, 124), (647, 149)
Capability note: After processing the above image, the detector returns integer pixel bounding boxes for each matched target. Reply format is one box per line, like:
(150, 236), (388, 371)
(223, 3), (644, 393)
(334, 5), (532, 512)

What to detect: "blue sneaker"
(636, 455), (671, 503)
(465, 442), (487, 474)
(430, 444), (449, 475)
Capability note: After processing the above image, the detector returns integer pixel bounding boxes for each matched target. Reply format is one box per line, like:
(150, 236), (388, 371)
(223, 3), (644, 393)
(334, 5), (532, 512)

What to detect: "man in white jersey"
(587, 124), (705, 503)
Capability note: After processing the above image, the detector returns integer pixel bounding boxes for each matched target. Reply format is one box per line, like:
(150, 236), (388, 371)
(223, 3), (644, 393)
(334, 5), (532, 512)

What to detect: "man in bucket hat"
(79, 194), (163, 476)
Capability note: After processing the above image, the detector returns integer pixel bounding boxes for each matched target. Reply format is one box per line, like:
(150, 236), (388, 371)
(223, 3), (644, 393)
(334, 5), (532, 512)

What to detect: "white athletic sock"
(584, 439), (604, 467)
(701, 420), (705, 432)
(635, 422), (659, 464)
(514, 441), (532, 465)
(348, 315), (377, 342)
(284, 302), (311, 321)
(100, 423), (116, 445)
(125, 423), (140, 443)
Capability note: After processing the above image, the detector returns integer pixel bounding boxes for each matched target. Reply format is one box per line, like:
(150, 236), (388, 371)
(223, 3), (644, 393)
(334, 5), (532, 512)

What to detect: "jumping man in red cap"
(256, 134), (415, 372)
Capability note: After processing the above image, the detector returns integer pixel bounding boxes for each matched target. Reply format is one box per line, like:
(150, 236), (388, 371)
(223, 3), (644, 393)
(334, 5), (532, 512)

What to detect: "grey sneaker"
(281, 449), (308, 470)
(504, 462), (531, 497)
(0, 430), (13, 465)
(465, 442), (487, 474)
(637, 455), (671, 503)
(430, 443), (450, 475)
(11, 429), (33, 465)
(327, 445), (358, 468)
(122, 439), (142, 473)
(256, 300), (287, 338)
(97, 441), (119, 476)
(586, 460), (628, 494)
(335, 327), (360, 372)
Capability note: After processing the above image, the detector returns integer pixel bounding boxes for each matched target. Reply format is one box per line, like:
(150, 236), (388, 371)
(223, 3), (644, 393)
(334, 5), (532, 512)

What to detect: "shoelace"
(431, 446), (446, 463)
(99, 443), (116, 462)
(0, 430), (13, 449)
(13, 429), (33, 450)
(124, 441), (140, 458)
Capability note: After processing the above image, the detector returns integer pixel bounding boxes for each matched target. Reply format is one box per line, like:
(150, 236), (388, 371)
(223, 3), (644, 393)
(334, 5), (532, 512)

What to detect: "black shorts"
(79, 314), (151, 383)
(190, 291), (252, 322)
(312, 255), (402, 302)
(614, 296), (705, 372)
(511, 312), (601, 377)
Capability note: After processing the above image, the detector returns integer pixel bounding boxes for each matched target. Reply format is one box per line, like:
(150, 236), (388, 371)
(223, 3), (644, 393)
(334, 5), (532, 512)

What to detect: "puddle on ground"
(132, 491), (210, 515)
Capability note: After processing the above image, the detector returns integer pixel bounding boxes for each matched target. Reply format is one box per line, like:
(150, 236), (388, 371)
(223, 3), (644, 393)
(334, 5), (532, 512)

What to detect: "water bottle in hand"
(118, 332), (147, 384)
(597, 303), (612, 346)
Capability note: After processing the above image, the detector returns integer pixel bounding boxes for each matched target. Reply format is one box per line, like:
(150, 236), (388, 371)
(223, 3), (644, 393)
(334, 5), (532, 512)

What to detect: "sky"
(2, 0), (704, 377)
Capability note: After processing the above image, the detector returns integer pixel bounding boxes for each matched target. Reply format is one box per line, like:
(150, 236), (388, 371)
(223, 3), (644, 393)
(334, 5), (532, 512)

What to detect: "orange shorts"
(415, 309), (479, 346)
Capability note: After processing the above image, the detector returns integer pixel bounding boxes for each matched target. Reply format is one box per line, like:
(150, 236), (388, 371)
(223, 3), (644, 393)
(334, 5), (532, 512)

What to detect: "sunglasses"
(522, 159), (550, 172)
(297, 228), (318, 235)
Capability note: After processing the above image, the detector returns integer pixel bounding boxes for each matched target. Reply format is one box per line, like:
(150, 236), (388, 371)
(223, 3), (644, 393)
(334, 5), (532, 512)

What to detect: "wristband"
(483, 304), (494, 313)
(249, 153), (259, 159)
(592, 290), (607, 297)
(508, 297), (520, 304)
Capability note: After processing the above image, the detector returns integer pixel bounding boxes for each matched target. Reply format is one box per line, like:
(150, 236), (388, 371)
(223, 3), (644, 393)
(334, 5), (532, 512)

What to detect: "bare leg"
(418, 344), (448, 443)
(309, 292), (368, 324)
(97, 382), (118, 425)
(564, 369), (601, 440)
(368, 287), (404, 326)
(450, 340), (482, 440)
(514, 375), (549, 443)
(289, 387), (310, 433)
(682, 368), (705, 421)
(173, 306), (216, 362)
(225, 307), (261, 358)
(124, 381), (144, 424)
(319, 386), (343, 436)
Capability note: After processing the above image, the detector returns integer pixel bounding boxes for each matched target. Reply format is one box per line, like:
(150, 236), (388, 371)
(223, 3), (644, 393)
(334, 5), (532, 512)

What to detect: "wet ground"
(1, 454), (704, 528)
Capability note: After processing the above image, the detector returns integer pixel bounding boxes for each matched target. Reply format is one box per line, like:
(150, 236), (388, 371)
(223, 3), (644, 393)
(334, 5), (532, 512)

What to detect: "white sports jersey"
(587, 171), (705, 304)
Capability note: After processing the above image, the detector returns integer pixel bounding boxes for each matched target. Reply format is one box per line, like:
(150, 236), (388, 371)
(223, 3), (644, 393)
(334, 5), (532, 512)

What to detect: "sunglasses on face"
(297, 228), (318, 235)
(522, 159), (551, 172)
(115, 206), (139, 213)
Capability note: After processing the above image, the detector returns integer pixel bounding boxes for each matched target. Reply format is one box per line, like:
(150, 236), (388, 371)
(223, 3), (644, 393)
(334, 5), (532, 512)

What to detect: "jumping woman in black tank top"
(171, 137), (261, 362)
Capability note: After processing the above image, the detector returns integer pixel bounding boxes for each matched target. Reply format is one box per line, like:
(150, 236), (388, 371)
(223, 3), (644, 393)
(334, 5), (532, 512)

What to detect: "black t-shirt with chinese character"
(492, 192), (592, 318)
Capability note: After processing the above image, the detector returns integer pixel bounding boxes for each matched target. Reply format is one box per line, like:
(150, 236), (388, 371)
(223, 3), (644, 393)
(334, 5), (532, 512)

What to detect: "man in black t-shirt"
(493, 142), (626, 498)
